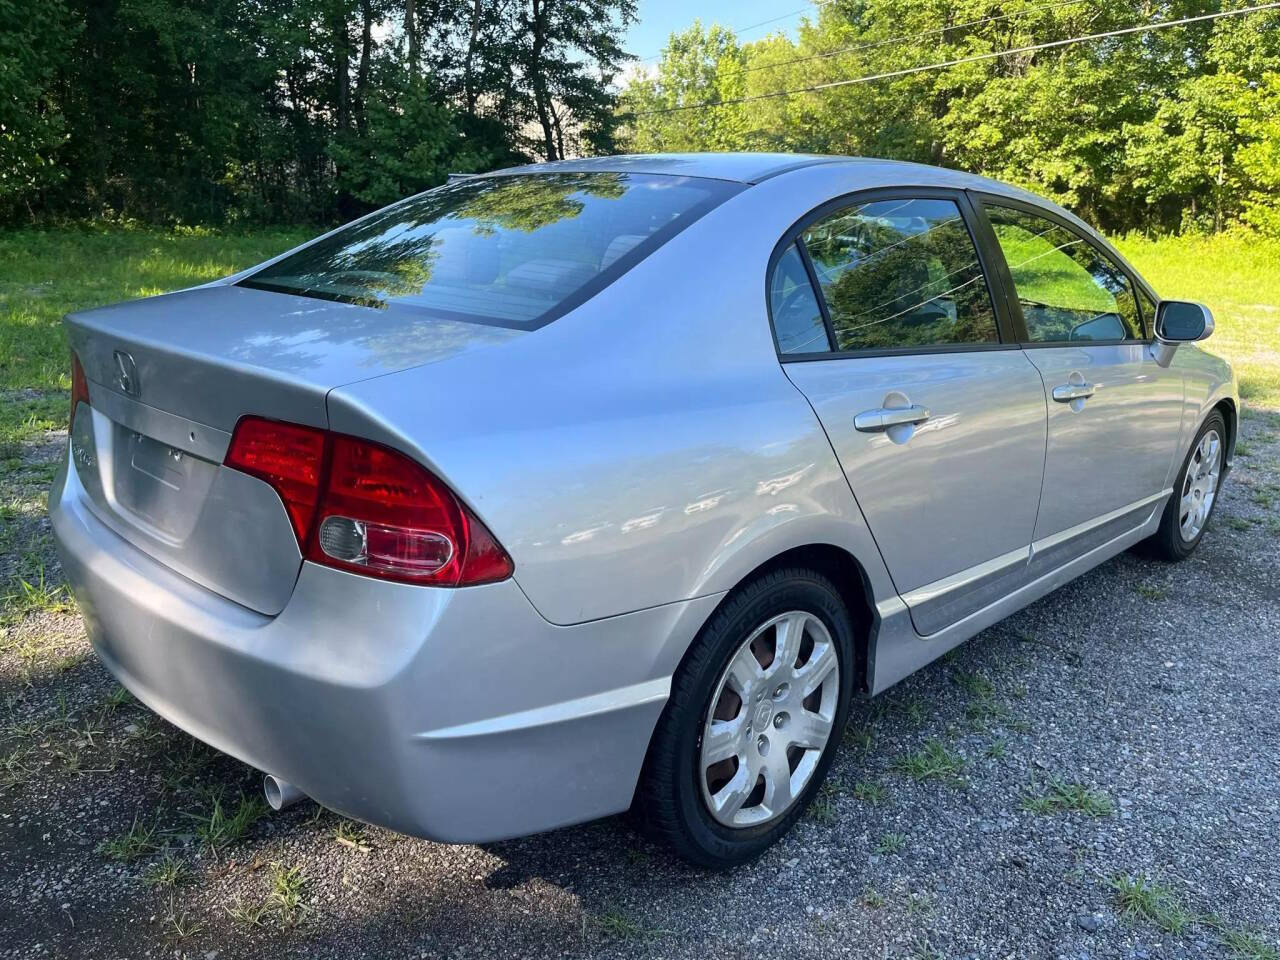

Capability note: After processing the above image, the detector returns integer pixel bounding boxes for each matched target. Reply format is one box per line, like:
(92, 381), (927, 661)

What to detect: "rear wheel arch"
(685, 544), (876, 700)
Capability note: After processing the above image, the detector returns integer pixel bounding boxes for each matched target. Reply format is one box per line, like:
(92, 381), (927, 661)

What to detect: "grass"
(842, 724), (874, 753)
(225, 897), (271, 928)
(0, 746), (34, 790)
(332, 818), (373, 851)
(850, 779), (887, 804)
(1021, 778), (1115, 817)
(1135, 582), (1170, 601)
(1107, 874), (1196, 934)
(874, 831), (907, 854)
(162, 894), (203, 940)
(268, 861), (308, 927)
(96, 814), (159, 861)
(1220, 928), (1280, 960)
(588, 906), (668, 940)
(2, 566), (72, 622)
(143, 852), (192, 888)
(1116, 231), (1280, 411)
(808, 793), (838, 824)
(893, 738), (965, 783)
(185, 792), (269, 848)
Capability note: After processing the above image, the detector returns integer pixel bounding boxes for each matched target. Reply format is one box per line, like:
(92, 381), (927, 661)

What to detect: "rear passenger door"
(973, 198), (1185, 572)
(776, 191), (1048, 636)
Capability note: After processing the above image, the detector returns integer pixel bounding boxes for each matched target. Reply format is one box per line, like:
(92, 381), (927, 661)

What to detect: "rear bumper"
(50, 453), (720, 843)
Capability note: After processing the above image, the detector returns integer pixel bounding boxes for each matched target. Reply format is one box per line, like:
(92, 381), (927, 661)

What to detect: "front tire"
(1145, 411), (1227, 561)
(634, 567), (855, 868)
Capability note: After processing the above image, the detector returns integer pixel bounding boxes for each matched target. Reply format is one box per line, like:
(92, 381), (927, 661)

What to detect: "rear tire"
(634, 567), (855, 869)
(1145, 411), (1227, 561)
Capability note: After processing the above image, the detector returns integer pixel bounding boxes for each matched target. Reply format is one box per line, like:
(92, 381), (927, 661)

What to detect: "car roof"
(486, 152), (1039, 194)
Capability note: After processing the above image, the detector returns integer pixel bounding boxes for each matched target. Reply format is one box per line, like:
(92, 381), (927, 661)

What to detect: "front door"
(977, 199), (1185, 572)
(776, 193), (1047, 636)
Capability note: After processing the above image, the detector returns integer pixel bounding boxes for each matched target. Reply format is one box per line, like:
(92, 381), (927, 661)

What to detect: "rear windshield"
(240, 172), (738, 329)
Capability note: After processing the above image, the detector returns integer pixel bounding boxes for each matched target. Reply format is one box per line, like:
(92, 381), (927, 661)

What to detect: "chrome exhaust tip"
(263, 774), (305, 811)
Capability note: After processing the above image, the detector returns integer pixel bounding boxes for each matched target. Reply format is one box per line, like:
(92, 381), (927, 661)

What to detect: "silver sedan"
(50, 153), (1237, 867)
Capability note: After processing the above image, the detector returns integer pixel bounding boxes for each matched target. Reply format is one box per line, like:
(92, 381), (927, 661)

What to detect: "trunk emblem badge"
(113, 350), (139, 397)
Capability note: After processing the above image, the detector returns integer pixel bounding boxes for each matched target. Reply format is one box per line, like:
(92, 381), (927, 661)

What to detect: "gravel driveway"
(3, 407), (1278, 960)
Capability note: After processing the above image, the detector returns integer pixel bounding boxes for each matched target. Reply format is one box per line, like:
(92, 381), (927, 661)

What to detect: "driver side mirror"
(1151, 300), (1214, 367)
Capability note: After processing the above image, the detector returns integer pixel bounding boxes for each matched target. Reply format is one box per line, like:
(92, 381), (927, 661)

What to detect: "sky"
(623, 0), (815, 64)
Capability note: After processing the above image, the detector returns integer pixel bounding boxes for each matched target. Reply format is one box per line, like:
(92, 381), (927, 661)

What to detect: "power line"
(727, 0), (1090, 80)
(628, 2), (1280, 116)
(732, 0), (838, 38)
(637, 0), (837, 62)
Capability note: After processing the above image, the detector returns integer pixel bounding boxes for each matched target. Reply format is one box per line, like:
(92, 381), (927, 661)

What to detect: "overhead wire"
(627, 2), (1280, 117)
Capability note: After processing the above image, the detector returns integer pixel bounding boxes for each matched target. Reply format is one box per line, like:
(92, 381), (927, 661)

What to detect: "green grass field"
(0, 226), (1276, 448)
(1116, 232), (1280, 411)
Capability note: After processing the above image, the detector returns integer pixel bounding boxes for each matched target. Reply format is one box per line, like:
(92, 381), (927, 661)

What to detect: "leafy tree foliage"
(621, 1), (1280, 235)
(5, 0), (635, 223)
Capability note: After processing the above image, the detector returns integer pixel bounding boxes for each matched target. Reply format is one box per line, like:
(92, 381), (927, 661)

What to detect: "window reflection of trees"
(803, 199), (999, 351)
(247, 173), (632, 310)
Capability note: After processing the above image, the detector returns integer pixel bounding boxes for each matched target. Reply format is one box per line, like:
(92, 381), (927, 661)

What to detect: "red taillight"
(70, 352), (89, 427)
(223, 418), (327, 544)
(223, 417), (513, 587)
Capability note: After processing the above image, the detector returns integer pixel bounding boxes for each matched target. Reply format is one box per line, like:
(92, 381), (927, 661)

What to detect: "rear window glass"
(240, 172), (737, 329)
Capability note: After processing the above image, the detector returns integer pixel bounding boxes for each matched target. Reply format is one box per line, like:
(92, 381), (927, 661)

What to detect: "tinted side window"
(770, 243), (831, 354)
(801, 197), (999, 352)
(986, 204), (1141, 342)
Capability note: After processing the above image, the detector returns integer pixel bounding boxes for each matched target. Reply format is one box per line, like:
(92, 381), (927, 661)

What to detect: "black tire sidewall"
(1160, 412), (1227, 559)
(662, 570), (856, 867)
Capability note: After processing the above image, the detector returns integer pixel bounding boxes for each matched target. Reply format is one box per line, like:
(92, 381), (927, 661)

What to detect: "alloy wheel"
(1179, 428), (1222, 542)
(698, 611), (840, 828)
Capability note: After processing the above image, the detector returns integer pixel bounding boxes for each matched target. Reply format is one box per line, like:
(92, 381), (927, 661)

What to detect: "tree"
(620, 22), (747, 153)
(0, 0), (73, 220)
(618, 0), (1280, 235)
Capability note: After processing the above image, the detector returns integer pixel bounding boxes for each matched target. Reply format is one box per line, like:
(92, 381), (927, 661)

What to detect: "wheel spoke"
(772, 612), (808, 675)
(796, 641), (838, 699)
(702, 717), (744, 766)
(726, 646), (765, 700)
(791, 710), (834, 751)
(710, 765), (753, 819)
(762, 754), (794, 813)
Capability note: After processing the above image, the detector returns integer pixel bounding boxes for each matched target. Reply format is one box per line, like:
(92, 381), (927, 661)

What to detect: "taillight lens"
(224, 417), (512, 587)
(70, 352), (89, 427)
(223, 418), (327, 544)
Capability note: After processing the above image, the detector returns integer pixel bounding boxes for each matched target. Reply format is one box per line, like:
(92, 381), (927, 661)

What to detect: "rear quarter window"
(241, 172), (739, 329)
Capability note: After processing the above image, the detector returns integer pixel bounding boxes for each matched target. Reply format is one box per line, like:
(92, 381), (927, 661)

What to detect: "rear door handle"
(1051, 382), (1095, 402)
(854, 404), (931, 432)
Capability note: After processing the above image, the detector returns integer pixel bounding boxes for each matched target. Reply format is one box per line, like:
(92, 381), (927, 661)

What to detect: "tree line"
(1, 0), (635, 224)
(5, 1), (1278, 235)
(619, 0), (1280, 236)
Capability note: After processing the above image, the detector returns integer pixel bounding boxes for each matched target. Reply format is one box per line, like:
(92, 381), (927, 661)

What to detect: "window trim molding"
(967, 191), (1157, 347)
(765, 186), (1018, 362)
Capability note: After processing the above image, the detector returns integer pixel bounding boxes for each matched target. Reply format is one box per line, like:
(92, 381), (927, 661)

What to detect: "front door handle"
(1051, 382), (1095, 403)
(854, 404), (931, 433)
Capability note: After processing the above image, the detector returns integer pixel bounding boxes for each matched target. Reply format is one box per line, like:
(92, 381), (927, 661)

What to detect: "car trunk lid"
(65, 283), (522, 615)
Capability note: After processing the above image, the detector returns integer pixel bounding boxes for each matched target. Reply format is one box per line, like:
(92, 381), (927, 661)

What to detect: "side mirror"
(1156, 300), (1214, 342)
(1151, 300), (1214, 367)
